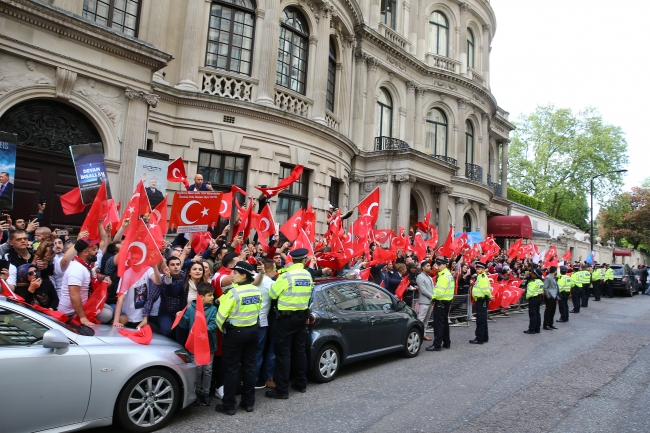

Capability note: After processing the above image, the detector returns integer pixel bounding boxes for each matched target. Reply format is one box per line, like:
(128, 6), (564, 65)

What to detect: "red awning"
(487, 215), (533, 239)
(613, 249), (632, 257)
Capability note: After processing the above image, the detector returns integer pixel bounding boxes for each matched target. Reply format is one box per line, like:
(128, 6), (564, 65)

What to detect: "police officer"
(556, 266), (572, 322)
(426, 257), (454, 351)
(470, 262), (493, 345)
(265, 248), (313, 399)
(603, 263), (614, 298)
(214, 261), (261, 415)
(524, 269), (544, 334)
(592, 263), (603, 301)
(570, 265), (583, 313)
(581, 263), (592, 307)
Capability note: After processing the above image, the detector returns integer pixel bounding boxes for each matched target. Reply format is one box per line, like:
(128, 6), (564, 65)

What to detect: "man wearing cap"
(214, 261), (261, 415)
(426, 257), (454, 351)
(570, 265), (583, 313)
(266, 248), (313, 398)
(470, 262), (493, 345)
(603, 263), (614, 298)
(556, 266), (572, 322)
(542, 266), (559, 330)
(524, 269), (544, 334)
(591, 264), (603, 301)
(58, 238), (113, 326)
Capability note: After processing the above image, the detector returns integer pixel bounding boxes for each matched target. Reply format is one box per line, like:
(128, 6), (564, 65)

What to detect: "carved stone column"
(363, 56), (379, 151)
(455, 197), (468, 234)
(393, 175), (416, 230)
(500, 139), (509, 199)
(145, 0), (171, 83)
(459, 2), (470, 75)
(251, 8), (266, 84)
(119, 89), (159, 205)
(479, 203), (488, 238)
(480, 112), (489, 183)
(405, 82), (416, 146)
(482, 24), (491, 86)
(414, 87), (424, 150)
(175, 0), (204, 91)
(436, 186), (452, 244)
(352, 53), (367, 148)
(408, 0), (418, 56)
(311, 5), (333, 125)
(456, 98), (470, 176)
(348, 173), (362, 216)
(402, 1), (410, 39)
(369, 0), (380, 29)
(255, 0), (281, 106)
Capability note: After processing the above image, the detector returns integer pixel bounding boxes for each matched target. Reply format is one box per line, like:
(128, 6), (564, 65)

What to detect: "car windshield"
(610, 267), (625, 276)
(6, 299), (91, 336)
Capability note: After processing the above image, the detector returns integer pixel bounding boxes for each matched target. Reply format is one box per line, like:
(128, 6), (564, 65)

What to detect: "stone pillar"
(352, 53), (367, 148)
(361, 0), (370, 23)
(459, 2), (469, 75)
(402, 1), (410, 38)
(255, 0), (281, 106)
(119, 89), (159, 205)
(436, 186), (452, 243)
(311, 5), (333, 125)
(455, 197), (468, 233)
(456, 99), (469, 176)
(408, 0), (418, 56)
(369, 0), (380, 29)
(414, 87), (424, 150)
(363, 56), (379, 151)
(405, 82), (415, 146)
(53, 0), (83, 15)
(482, 24), (491, 86)
(251, 8), (266, 86)
(348, 173), (362, 212)
(479, 204), (488, 239)
(500, 139), (509, 199)
(480, 113), (489, 183)
(342, 36), (356, 136)
(175, 0), (204, 91)
(394, 175), (416, 230)
(417, 8), (426, 60)
(145, 0), (171, 83)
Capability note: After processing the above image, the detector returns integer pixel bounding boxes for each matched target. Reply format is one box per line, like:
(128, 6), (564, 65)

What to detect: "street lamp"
(591, 169), (628, 252)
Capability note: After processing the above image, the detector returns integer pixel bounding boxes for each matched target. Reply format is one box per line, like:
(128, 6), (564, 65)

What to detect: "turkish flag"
(291, 229), (314, 258)
(342, 237), (365, 259)
(356, 187), (380, 226)
(255, 165), (304, 197)
(395, 275), (410, 301)
(325, 209), (342, 241)
(488, 283), (502, 311)
(118, 181), (152, 229)
(416, 210), (432, 233)
(104, 199), (120, 236)
(167, 157), (190, 189)
(373, 229), (394, 245)
(425, 227), (438, 250)
(507, 238), (522, 261)
(171, 305), (188, 329)
(71, 281), (108, 325)
(280, 208), (304, 242)
(437, 226), (455, 258)
(390, 227), (408, 251)
(302, 204), (316, 242)
(117, 218), (164, 295)
(149, 195), (167, 247)
(169, 191), (222, 233)
(463, 243), (482, 264)
(480, 237), (500, 263)
(316, 252), (349, 270)
(452, 232), (469, 257)
(80, 182), (109, 240)
(60, 187), (88, 215)
(412, 233), (427, 260)
(359, 268), (371, 281)
(234, 198), (254, 240)
(367, 245), (397, 266)
(544, 246), (558, 267)
(0, 279), (22, 301)
(562, 249), (572, 262)
(119, 325), (153, 345)
(254, 204), (276, 247)
(31, 303), (69, 322)
(350, 215), (372, 240)
(192, 231), (212, 255)
(185, 295), (212, 365)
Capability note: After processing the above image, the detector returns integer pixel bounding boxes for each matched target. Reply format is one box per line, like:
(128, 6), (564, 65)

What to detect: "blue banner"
(0, 131), (17, 211)
(456, 231), (483, 245)
(70, 142), (112, 204)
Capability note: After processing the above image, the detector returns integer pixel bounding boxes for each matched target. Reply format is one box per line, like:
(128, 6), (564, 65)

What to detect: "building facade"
(0, 0), (514, 241)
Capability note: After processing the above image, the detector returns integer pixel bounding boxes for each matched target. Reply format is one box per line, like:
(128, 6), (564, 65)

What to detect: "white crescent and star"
(151, 209), (162, 223)
(180, 200), (201, 224)
(220, 200), (228, 214)
(260, 218), (270, 233)
(365, 202), (379, 217)
(129, 242), (147, 266)
(172, 168), (181, 178)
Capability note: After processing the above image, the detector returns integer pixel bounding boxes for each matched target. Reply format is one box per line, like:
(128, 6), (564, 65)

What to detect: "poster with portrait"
(0, 131), (17, 211)
(70, 142), (112, 204)
(134, 149), (169, 209)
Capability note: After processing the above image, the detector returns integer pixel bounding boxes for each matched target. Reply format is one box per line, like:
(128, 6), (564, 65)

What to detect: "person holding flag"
(426, 257), (454, 352)
(469, 262), (493, 345)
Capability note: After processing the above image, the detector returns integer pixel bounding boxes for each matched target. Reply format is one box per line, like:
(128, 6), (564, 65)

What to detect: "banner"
(168, 191), (223, 233)
(134, 149), (169, 209)
(0, 132), (17, 211)
(70, 142), (111, 204)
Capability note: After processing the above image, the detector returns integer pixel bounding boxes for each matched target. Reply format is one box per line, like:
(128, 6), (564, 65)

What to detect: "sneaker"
(202, 396), (212, 406)
(214, 386), (224, 400)
(265, 379), (276, 389)
(192, 396), (201, 406)
(254, 382), (266, 390)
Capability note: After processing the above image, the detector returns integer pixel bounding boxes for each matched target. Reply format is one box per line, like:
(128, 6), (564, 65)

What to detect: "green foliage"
(598, 186), (650, 250)
(508, 105), (628, 229)
(507, 186), (543, 211)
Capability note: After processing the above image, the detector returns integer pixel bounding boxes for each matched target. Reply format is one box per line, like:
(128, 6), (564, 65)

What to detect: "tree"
(508, 105), (628, 228)
(598, 183), (650, 250)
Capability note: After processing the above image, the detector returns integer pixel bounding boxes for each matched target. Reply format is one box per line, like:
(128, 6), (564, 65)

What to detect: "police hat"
(233, 261), (256, 277)
(289, 248), (309, 260)
(475, 262), (487, 269)
(532, 269), (543, 279)
(573, 265), (580, 270)
(435, 257), (449, 265)
(560, 266), (569, 273)
(581, 263), (590, 269)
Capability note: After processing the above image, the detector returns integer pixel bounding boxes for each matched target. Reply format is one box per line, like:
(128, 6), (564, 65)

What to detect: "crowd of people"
(0, 174), (644, 415)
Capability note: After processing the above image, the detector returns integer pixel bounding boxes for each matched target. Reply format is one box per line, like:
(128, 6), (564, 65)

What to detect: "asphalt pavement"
(93, 294), (650, 433)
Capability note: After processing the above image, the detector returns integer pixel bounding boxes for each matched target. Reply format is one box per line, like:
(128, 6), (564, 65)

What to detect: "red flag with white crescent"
(149, 195), (167, 248)
(255, 165), (304, 197)
(167, 157), (190, 189)
(291, 229), (314, 258)
(117, 218), (163, 295)
(280, 208), (304, 242)
(356, 187), (380, 226)
(253, 204), (276, 247)
(169, 191), (222, 233)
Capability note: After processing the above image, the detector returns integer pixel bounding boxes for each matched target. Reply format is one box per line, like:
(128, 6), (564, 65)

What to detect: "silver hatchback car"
(0, 296), (197, 433)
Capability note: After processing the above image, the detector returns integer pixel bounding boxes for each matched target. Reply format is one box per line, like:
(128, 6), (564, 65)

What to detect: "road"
(94, 295), (650, 433)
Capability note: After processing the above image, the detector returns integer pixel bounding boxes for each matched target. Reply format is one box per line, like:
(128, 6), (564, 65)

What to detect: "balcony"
(325, 110), (340, 131)
(201, 71), (254, 101)
(466, 163), (483, 183)
(375, 136), (409, 151)
(487, 174), (502, 197)
(433, 154), (457, 165)
(378, 23), (411, 51)
(425, 53), (461, 74)
(468, 68), (486, 87)
(274, 86), (312, 118)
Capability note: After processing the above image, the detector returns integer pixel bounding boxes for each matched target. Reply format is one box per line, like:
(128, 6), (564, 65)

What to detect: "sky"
(489, 0), (648, 204)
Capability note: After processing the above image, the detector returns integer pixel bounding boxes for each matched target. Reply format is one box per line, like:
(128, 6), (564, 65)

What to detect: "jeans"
(157, 311), (177, 339)
(255, 324), (276, 383)
(196, 353), (214, 397)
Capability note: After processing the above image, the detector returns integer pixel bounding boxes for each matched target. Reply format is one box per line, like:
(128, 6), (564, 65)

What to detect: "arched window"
(463, 214), (472, 232)
(326, 39), (336, 112)
(82, 0), (142, 37)
(381, 0), (397, 30)
(467, 28), (475, 69)
(205, 0), (256, 75)
(277, 8), (309, 95)
(428, 11), (449, 56)
(465, 120), (474, 164)
(375, 88), (393, 138)
(425, 108), (448, 156)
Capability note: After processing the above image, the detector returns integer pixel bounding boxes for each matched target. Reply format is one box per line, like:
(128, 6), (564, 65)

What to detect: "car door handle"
(331, 315), (339, 322)
(369, 315), (376, 322)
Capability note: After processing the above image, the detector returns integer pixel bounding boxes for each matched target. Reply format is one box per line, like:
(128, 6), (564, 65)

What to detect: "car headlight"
(175, 349), (194, 364)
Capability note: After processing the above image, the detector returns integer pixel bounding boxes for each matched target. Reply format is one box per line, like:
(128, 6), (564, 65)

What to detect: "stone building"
(0, 0), (513, 242)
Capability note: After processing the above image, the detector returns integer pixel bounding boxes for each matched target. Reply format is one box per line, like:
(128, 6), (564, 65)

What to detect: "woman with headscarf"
(16, 263), (59, 309)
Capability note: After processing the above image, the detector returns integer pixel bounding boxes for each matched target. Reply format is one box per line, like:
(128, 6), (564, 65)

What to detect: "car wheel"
(116, 368), (180, 433)
(312, 344), (340, 383)
(402, 327), (422, 358)
(625, 282), (633, 297)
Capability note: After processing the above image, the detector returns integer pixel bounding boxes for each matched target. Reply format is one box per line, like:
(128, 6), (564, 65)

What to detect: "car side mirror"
(43, 329), (70, 355)
(396, 300), (406, 310)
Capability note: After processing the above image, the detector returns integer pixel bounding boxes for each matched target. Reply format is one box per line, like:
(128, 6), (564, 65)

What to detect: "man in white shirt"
(58, 238), (113, 326)
(112, 263), (162, 330)
(51, 238), (76, 296)
(254, 258), (277, 389)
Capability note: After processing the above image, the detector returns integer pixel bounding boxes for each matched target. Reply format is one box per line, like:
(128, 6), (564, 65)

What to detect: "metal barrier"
(423, 293), (472, 333)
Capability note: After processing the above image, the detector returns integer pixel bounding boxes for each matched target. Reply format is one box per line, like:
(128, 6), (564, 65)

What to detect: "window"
(467, 28), (475, 69)
(359, 284), (395, 311)
(82, 0), (141, 37)
(380, 0), (397, 30)
(428, 11), (449, 56)
(0, 306), (49, 346)
(375, 88), (393, 138)
(463, 214), (472, 232)
(205, 0), (256, 75)
(277, 164), (309, 225)
(329, 178), (341, 208)
(326, 39), (337, 112)
(425, 108), (448, 155)
(277, 8), (309, 95)
(327, 284), (363, 311)
(197, 150), (248, 193)
(465, 120), (474, 164)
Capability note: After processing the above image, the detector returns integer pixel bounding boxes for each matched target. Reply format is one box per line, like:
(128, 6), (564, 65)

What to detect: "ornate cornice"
(455, 197), (468, 205)
(392, 174), (416, 184)
(435, 186), (453, 195)
(126, 88), (159, 107)
(349, 173), (363, 183)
